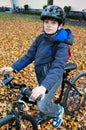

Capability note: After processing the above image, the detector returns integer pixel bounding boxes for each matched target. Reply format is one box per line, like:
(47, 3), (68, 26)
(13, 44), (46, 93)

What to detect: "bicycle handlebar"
(1, 71), (42, 100)
(21, 87), (32, 95)
(21, 87), (42, 100)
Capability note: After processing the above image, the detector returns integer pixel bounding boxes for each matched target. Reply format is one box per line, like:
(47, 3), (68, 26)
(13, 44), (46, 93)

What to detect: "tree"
(48, 0), (53, 5)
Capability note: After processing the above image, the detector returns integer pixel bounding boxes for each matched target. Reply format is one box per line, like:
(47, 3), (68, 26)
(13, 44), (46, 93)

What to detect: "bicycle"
(0, 71), (38, 130)
(0, 62), (86, 129)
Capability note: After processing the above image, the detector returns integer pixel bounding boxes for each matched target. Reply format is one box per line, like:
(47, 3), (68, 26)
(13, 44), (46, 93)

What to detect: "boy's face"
(43, 19), (59, 35)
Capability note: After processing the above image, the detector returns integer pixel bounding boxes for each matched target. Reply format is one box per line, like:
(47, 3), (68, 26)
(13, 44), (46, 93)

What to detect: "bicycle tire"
(20, 114), (38, 130)
(62, 72), (86, 115)
(0, 115), (15, 127)
(0, 114), (38, 130)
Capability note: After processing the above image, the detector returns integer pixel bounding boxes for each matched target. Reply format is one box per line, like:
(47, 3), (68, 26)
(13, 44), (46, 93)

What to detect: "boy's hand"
(30, 86), (46, 100)
(0, 67), (13, 73)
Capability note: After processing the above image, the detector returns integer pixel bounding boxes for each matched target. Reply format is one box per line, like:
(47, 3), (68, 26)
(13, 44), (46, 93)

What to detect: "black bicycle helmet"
(41, 5), (66, 24)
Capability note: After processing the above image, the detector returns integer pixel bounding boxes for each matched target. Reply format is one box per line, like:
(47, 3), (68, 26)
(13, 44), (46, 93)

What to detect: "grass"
(0, 13), (86, 29)
(0, 13), (41, 22)
(0, 13), (18, 19)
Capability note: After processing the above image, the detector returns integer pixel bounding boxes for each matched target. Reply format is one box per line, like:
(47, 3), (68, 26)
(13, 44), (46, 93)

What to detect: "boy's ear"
(58, 23), (63, 30)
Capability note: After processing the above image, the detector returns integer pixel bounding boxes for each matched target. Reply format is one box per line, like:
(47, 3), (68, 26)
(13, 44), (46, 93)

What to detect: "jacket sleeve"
(41, 42), (68, 91)
(11, 38), (38, 73)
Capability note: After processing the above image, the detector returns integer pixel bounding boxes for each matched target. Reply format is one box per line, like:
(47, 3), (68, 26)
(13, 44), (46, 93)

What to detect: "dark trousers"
(37, 78), (62, 117)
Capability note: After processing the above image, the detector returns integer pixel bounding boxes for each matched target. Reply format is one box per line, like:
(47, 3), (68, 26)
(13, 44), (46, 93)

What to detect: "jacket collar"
(43, 28), (74, 45)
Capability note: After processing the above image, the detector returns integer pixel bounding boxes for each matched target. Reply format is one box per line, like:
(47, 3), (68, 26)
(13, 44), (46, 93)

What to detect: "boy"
(0, 5), (74, 128)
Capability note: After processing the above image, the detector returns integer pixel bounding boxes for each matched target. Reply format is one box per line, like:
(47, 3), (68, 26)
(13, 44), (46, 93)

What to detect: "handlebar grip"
(21, 87), (42, 101)
(21, 87), (32, 96)
(36, 94), (42, 101)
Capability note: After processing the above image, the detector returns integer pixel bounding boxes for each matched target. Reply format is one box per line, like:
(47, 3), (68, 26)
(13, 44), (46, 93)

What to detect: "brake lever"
(18, 99), (29, 111)
(2, 76), (14, 85)
(0, 71), (14, 85)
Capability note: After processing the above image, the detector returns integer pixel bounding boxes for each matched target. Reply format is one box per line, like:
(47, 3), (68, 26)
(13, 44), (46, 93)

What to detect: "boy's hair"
(41, 5), (66, 25)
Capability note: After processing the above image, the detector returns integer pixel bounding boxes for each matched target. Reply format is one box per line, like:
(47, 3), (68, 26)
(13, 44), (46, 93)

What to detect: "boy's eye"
(44, 20), (57, 24)
(44, 20), (49, 23)
(51, 21), (57, 24)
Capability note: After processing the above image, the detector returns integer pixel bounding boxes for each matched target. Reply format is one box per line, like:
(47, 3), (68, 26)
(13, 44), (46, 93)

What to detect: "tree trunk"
(48, 0), (53, 5)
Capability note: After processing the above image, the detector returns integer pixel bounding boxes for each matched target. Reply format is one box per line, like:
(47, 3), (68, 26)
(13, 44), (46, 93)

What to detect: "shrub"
(64, 6), (71, 13)
(0, 7), (7, 12)
(43, 5), (47, 9)
(24, 4), (29, 11)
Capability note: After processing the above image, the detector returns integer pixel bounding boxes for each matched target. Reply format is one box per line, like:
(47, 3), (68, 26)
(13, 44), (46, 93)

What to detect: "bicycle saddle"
(64, 62), (77, 71)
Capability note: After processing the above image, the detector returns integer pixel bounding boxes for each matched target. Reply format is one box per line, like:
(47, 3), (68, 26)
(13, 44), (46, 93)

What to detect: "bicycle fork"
(9, 99), (29, 130)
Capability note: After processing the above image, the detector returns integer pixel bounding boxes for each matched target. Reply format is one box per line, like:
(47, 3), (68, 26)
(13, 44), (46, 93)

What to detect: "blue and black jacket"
(11, 29), (74, 91)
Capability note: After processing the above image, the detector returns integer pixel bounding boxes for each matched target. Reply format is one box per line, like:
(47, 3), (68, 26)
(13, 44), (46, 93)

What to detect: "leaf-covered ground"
(0, 16), (86, 130)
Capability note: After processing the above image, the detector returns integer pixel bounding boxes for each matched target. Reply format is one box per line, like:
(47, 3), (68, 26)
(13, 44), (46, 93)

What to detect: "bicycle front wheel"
(0, 115), (15, 129)
(63, 72), (86, 115)
(0, 114), (38, 130)
(19, 114), (38, 130)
